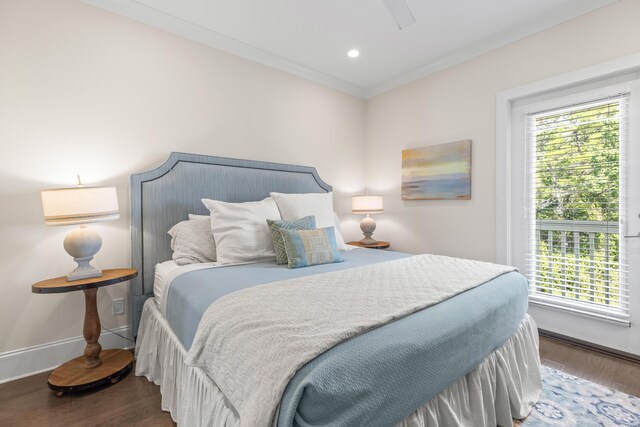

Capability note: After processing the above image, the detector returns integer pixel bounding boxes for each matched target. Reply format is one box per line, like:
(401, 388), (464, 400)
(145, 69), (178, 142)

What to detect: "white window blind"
(525, 94), (630, 323)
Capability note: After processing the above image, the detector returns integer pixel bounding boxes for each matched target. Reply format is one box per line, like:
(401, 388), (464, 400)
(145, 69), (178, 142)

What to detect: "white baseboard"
(0, 326), (133, 384)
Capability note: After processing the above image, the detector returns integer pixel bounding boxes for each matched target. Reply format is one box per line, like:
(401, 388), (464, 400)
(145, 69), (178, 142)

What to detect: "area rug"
(518, 366), (640, 426)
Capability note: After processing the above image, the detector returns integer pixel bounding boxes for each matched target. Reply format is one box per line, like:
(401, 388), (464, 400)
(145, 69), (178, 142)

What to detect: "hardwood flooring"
(1, 337), (638, 426)
(0, 352), (174, 427)
(539, 336), (640, 397)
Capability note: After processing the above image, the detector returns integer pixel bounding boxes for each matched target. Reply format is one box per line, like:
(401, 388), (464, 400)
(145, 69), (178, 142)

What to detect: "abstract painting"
(402, 140), (472, 200)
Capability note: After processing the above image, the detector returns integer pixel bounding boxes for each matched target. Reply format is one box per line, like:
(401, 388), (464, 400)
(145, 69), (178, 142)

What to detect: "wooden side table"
(32, 268), (138, 395)
(347, 241), (391, 250)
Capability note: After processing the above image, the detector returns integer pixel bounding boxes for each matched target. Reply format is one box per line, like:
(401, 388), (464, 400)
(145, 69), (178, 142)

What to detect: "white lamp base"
(359, 216), (379, 245)
(63, 226), (103, 281)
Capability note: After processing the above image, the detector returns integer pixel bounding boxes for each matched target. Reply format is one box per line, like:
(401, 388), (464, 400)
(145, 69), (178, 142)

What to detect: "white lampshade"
(352, 195), (384, 214)
(41, 186), (120, 226)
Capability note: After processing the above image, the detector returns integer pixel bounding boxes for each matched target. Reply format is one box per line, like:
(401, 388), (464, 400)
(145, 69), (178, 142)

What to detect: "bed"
(131, 152), (542, 426)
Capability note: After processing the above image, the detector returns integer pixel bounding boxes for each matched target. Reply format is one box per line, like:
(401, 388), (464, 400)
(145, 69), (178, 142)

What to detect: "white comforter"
(186, 254), (516, 427)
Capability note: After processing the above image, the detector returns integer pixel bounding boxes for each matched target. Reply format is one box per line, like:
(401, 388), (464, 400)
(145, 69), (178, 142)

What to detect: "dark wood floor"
(539, 336), (640, 397)
(1, 337), (638, 426)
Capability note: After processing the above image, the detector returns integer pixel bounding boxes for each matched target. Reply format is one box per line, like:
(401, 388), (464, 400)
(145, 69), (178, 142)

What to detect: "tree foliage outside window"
(532, 101), (622, 308)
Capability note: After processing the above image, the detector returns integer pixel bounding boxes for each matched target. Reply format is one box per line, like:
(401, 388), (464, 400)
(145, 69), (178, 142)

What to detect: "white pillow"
(202, 197), (281, 264)
(333, 212), (355, 251)
(189, 214), (209, 220)
(168, 217), (216, 265)
(270, 192), (347, 250)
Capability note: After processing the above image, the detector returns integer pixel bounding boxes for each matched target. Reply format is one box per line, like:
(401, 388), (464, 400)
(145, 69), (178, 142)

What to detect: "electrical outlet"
(112, 298), (125, 315)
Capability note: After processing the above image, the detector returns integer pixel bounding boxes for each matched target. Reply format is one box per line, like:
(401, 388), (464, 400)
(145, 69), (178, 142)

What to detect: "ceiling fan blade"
(382, 0), (416, 30)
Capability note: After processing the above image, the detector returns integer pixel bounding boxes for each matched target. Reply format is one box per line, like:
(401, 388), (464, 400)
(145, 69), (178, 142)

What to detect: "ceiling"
(84, 0), (618, 98)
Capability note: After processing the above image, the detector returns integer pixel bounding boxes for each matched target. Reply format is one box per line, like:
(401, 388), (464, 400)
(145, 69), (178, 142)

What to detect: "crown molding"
(84, 0), (618, 100)
(364, 0), (620, 98)
(83, 0), (366, 98)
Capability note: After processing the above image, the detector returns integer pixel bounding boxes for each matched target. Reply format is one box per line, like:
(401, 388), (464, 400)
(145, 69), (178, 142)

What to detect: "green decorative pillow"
(266, 216), (316, 264)
(279, 227), (343, 269)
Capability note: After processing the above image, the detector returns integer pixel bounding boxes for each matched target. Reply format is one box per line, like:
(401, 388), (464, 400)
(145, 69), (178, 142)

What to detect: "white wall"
(0, 0), (365, 358)
(365, 0), (640, 261)
(2, 0), (640, 379)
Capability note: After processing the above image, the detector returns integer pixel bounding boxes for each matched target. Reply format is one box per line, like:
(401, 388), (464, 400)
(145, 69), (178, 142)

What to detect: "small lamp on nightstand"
(352, 195), (384, 245)
(41, 180), (119, 281)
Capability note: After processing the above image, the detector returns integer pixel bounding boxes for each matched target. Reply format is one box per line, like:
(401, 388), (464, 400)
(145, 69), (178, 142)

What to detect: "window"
(525, 94), (630, 322)
(498, 60), (640, 354)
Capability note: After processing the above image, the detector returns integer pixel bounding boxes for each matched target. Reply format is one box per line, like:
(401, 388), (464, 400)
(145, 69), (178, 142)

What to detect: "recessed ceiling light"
(347, 49), (360, 58)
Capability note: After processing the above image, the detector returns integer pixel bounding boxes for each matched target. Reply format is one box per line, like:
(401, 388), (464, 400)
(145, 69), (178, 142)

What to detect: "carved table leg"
(83, 288), (102, 368)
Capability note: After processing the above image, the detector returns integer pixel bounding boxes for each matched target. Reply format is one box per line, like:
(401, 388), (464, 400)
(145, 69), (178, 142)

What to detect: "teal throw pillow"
(279, 227), (343, 269)
(266, 215), (316, 264)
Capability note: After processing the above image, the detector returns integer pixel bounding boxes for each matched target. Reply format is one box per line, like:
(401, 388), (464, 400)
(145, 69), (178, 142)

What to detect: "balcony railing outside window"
(530, 220), (624, 311)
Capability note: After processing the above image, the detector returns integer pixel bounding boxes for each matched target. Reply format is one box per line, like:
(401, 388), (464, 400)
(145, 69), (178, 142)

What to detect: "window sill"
(529, 295), (630, 327)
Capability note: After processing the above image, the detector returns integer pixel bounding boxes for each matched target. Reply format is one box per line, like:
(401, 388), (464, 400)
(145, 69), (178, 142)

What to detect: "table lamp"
(352, 195), (384, 245)
(41, 182), (119, 281)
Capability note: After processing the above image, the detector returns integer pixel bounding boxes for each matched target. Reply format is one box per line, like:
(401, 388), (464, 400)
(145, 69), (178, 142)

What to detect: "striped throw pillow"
(266, 216), (316, 264)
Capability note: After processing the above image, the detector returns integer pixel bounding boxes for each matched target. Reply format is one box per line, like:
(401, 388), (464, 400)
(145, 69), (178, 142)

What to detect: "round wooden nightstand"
(32, 268), (138, 395)
(347, 241), (390, 250)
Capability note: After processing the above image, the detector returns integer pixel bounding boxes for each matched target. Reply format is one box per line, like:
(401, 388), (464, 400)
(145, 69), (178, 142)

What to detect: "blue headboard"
(129, 152), (332, 336)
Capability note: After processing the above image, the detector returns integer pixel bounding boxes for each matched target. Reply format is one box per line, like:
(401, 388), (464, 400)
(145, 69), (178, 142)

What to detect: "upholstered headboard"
(129, 152), (332, 336)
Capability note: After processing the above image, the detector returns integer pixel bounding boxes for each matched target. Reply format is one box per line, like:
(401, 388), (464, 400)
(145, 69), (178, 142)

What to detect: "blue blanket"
(165, 250), (528, 427)
(279, 271), (528, 427)
(166, 249), (409, 349)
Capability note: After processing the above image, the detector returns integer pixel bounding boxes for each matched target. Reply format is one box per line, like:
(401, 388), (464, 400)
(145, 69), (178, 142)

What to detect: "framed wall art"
(402, 139), (472, 200)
